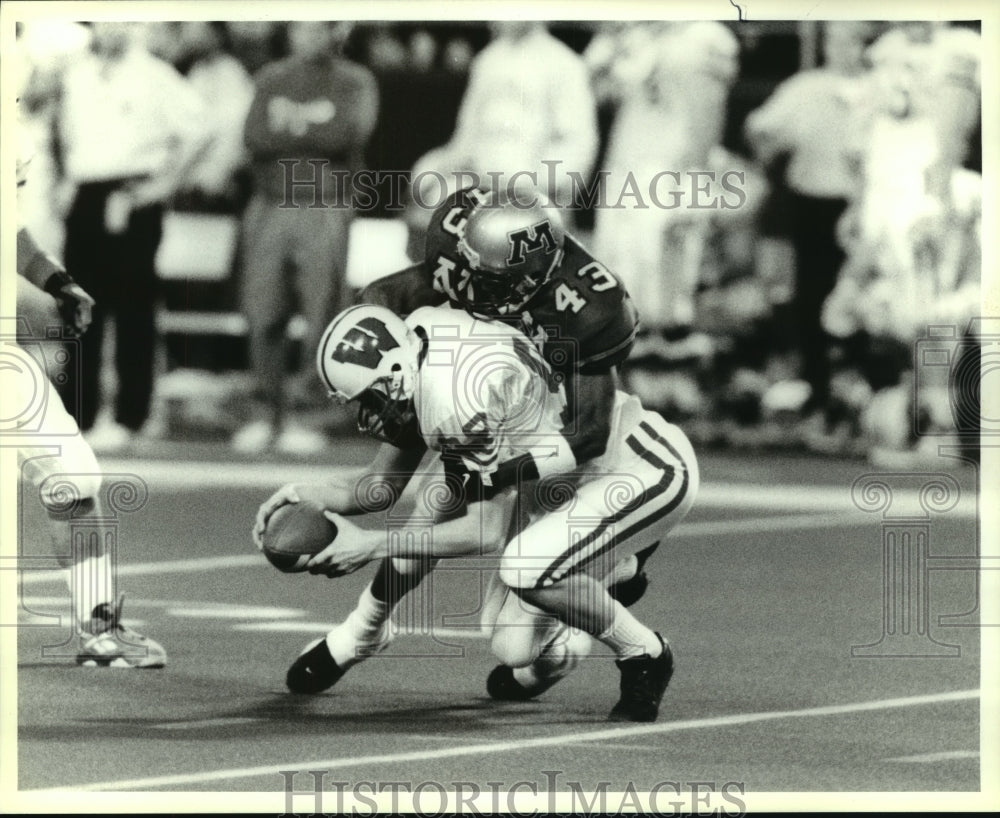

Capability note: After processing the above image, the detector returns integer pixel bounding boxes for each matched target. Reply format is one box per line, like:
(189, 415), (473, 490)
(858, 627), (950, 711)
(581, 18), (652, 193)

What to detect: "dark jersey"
(360, 188), (639, 375)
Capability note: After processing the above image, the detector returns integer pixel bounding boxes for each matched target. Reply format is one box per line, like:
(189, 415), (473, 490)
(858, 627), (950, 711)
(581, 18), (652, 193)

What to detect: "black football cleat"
(486, 664), (562, 701)
(608, 542), (659, 608)
(286, 638), (347, 694)
(608, 634), (673, 723)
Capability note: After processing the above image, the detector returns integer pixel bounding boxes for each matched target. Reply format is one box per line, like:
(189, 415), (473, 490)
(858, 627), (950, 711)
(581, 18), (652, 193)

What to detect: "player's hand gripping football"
(252, 484), (301, 549)
(306, 512), (381, 577)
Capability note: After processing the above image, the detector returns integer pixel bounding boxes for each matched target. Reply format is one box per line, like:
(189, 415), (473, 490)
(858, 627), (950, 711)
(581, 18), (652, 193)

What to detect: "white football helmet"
(316, 304), (422, 443)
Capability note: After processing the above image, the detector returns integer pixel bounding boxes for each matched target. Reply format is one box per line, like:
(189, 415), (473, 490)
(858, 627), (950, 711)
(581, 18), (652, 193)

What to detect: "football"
(260, 501), (337, 573)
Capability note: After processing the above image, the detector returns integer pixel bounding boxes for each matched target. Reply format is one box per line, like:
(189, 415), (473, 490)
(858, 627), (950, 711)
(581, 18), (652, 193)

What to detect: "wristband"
(43, 269), (76, 298)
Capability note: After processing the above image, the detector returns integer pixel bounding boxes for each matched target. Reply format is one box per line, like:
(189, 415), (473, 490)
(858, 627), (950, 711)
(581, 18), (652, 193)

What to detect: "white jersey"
(406, 306), (569, 481)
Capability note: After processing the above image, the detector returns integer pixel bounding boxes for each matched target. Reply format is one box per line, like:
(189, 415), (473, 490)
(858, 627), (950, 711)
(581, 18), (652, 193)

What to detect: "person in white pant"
(9, 223), (166, 668)
(255, 302), (698, 722)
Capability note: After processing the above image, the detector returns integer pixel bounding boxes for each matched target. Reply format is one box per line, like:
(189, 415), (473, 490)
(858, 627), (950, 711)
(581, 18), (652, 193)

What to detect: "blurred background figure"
(421, 21), (598, 217)
(364, 23), (408, 70)
(821, 23), (981, 461)
(234, 21), (379, 455)
(52, 21), (210, 451)
(173, 21), (255, 212)
(589, 22), (739, 415)
(226, 20), (286, 76)
(593, 22), (739, 343)
(744, 21), (873, 426)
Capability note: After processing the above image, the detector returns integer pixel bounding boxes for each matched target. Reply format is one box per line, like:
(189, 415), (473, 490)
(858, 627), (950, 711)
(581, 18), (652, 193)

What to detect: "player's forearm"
(562, 370), (616, 463)
(371, 491), (514, 559)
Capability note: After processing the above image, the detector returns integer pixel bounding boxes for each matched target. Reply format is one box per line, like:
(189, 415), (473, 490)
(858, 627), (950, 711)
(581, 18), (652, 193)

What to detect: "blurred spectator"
(592, 22), (739, 346)
(234, 21), (378, 455)
(174, 21), (254, 211)
(143, 22), (185, 66)
(227, 21), (286, 76)
(444, 21), (598, 211)
(52, 22), (211, 450)
(442, 37), (474, 72)
(827, 24), (981, 345)
(365, 24), (408, 70)
(744, 21), (873, 421)
(821, 24), (981, 461)
(408, 29), (438, 72)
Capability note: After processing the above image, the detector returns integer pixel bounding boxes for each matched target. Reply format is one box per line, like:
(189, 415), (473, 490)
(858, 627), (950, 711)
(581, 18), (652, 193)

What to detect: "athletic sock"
(596, 605), (663, 660)
(325, 583), (390, 666)
(68, 552), (113, 632)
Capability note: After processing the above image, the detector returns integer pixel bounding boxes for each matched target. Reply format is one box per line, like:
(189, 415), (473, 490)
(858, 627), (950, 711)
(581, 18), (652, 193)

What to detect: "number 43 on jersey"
(554, 261), (617, 314)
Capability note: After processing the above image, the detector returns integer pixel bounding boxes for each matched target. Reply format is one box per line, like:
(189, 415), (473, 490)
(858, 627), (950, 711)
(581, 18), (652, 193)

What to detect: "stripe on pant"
(534, 420), (689, 587)
(569, 421), (691, 577)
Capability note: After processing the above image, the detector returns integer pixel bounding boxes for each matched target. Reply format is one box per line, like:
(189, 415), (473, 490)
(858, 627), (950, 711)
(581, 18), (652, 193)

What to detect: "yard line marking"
(52, 459), (981, 517)
(42, 688), (978, 792)
(16, 509), (893, 588)
(20, 596), (308, 619)
(231, 622), (485, 639)
(167, 607), (305, 620)
(885, 750), (979, 763)
(232, 621), (337, 634)
(155, 717), (263, 731)
(20, 554), (264, 586)
(672, 513), (869, 537)
(568, 742), (665, 751)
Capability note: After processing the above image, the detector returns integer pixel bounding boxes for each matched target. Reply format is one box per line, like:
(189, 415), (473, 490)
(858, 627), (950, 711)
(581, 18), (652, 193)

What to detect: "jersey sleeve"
(17, 228), (66, 289)
(532, 236), (640, 375)
(358, 263), (446, 316)
(576, 290), (639, 374)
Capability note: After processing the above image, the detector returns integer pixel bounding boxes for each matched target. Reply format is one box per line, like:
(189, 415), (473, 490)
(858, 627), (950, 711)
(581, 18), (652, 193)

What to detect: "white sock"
(68, 552), (114, 630)
(513, 664), (542, 687)
(596, 605), (663, 660)
(326, 583), (391, 666)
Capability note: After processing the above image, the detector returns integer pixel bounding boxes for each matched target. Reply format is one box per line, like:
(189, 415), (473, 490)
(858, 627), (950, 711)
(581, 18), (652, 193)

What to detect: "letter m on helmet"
(507, 220), (558, 266)
(332, 316), (400, 370)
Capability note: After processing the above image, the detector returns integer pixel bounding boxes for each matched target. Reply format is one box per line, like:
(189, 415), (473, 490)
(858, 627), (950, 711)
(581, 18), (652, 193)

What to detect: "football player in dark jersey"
(363, 186), (639, 468)
(257, 187), (658, 703)
(362, 186), (656, 600)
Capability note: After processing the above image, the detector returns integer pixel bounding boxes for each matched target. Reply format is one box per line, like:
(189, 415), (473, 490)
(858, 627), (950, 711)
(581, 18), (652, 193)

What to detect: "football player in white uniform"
(254, 302), (698, 721)
(9, 147), (166, 667)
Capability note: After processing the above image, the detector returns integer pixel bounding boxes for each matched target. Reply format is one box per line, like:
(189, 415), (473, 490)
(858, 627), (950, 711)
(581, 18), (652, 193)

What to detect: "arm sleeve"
(359, 263), (445, 316)
(243, 66), (286, 156)
(17, 228), (66, 289)
(577, 294), (640, 374)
